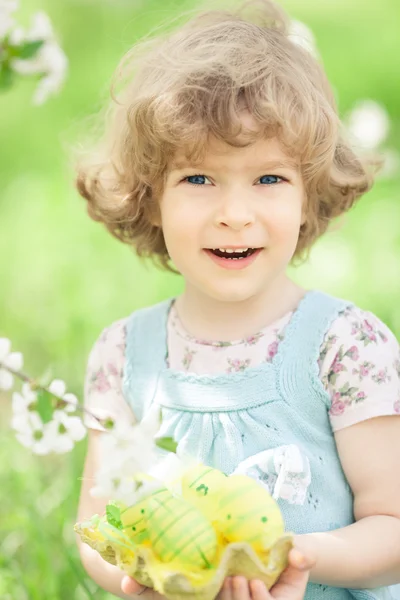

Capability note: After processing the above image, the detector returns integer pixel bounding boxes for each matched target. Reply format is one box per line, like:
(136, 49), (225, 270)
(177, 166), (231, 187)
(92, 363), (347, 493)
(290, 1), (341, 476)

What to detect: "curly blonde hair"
(76, 0), (377, 271)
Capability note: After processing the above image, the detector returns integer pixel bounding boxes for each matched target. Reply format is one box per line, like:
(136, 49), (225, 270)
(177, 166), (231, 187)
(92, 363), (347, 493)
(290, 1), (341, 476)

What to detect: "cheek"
(263, 201), (303, 240)
(160, 192), (207, 234)
(159, 197), (198, 255)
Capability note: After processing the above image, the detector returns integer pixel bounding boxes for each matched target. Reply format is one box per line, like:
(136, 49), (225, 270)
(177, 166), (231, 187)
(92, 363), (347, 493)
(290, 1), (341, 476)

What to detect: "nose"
(214, 188), (255, 231)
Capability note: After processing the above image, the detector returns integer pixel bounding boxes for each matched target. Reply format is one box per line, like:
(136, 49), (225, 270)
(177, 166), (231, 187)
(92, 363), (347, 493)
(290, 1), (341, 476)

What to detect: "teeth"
(218, 248), (249, 254)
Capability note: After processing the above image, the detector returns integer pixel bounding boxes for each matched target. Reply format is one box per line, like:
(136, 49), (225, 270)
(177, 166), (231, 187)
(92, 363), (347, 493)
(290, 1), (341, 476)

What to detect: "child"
(75, 1), (400, 599)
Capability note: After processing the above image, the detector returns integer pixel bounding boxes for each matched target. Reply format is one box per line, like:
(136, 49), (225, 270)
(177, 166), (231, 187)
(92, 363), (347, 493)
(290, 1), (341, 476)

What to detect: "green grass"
(1, 0), (400, 597)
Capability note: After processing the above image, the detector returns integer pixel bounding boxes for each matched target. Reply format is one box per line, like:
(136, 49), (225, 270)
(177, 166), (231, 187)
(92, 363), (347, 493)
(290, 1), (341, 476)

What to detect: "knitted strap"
(276, 290), (353, 414)
(278, 290), (351, 361)
(122, 299), (172, 421)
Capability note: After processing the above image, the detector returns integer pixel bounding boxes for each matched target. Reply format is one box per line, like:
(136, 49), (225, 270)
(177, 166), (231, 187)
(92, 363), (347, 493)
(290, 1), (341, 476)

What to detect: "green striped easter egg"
(120, 487), (167, 539)
(216, 475), (284, 551)
(182, 465), (227, 518)
(147, 490), (217, 568)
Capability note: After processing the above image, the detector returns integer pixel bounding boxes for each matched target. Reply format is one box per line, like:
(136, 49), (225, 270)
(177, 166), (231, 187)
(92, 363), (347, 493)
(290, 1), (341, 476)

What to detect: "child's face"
(160, 129), (305, 305)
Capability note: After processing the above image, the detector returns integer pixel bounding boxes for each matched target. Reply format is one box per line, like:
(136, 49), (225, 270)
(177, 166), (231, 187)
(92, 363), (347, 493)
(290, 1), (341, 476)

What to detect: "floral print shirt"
(84, 303), (400, 432)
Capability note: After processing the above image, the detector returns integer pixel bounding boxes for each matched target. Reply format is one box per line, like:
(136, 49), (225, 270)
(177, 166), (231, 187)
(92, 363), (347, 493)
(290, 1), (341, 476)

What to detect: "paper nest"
(75, 519), (293, 600)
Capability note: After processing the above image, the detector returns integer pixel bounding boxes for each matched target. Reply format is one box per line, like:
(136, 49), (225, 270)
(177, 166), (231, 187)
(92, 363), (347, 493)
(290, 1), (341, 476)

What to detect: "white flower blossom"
(141, 401), (163, 436)
(90, 467), (140, 505)
(48, 378), (78, 412)
(148, 451), (198, 496)
(12, 405), (86, 455)
(44, 410), (86, 454)
(31, 43), (67, 105)
(0, 0), (18, 12)
(0, 338), (23, 391)
(288, 20), (318, 58)
(98, 421), (159, 475)
(89, 445), (166, 504)
(11, 382), (37, 413)
(347, 100), (390, 150)
(90, 405), (162, 502)
(8, 10), (52, 46)
(11, 384), (38, 436)
(12, 411), (51, 455)
(9, 10), (68, 105)
(0, 15), (15, 40)
(90, 403), (198, 503)
(7, 25), (24, 45)
(11, 380), (85, 454)
(25, 11), (53, 42)
(0, 0), (18, 39)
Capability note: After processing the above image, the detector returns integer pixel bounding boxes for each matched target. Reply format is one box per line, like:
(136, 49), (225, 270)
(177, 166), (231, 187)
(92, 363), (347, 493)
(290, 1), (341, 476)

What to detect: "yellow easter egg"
(120, 496), (151, 537)
(182, 464), (227, 518)
(147, 489), (218, 568)
(216, 475), (284, 551)
(120, 476), (167, 541)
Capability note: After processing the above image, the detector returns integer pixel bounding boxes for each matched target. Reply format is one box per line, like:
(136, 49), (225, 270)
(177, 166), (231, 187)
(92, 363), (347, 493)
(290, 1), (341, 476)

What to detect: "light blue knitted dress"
(122, 290), (398, 600)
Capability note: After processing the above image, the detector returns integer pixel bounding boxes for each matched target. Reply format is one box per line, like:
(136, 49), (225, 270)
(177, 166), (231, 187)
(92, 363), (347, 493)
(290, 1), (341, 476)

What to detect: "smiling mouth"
(207, 248), (260, 259)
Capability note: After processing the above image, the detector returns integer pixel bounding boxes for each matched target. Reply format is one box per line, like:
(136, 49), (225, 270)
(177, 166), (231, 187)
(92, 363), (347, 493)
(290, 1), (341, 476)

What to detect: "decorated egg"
(146, 489), (218, 568)
(75, 472), (292, 600)
(120, 476), (167, 541)
(181, 464), (227, 518)
(75, 511), (293, 600)
(120, 492), (162, 540)
(215, 475), (284, 552)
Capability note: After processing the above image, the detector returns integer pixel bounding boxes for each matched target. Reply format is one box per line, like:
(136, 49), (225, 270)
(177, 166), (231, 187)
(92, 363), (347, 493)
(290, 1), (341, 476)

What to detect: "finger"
(219, 577), (233, 600)
(288, 548), (316, 571)
(269, 566), (310, 600)
(232, 576), (251, 600)
(249, 579), (271, 600)
(121, 575), (146, 595)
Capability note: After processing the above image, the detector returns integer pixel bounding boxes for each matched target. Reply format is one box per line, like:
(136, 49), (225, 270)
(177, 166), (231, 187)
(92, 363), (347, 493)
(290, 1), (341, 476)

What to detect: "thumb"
(288, 547), (316, 572)
(121, 575), (146, 595)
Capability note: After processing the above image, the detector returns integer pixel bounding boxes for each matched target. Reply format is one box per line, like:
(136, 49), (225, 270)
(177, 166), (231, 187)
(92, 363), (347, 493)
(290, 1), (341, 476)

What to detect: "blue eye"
(185, 175), (211, 186)
(182, 174), (284, 186)
(259, 175), (282, 185)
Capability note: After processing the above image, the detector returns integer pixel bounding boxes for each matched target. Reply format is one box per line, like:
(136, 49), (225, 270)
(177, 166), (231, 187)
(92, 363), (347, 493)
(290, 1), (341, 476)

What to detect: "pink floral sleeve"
(83, 318), (135, 430)
(319, 307), (400, 431)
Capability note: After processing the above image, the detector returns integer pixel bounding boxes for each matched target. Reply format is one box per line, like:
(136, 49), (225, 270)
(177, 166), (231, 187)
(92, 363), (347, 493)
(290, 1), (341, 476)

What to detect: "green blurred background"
(0, 0), (399, 598)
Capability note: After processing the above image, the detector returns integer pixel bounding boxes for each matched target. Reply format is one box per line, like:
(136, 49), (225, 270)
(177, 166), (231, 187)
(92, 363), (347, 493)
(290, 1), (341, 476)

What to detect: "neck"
(175, 275), (307, 342)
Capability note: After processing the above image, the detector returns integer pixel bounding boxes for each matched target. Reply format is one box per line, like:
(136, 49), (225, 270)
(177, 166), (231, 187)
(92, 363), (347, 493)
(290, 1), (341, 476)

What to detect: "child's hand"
(120, 576), (163, 598)
(218, 548), (315, 600)
(121, 548), (315, 600)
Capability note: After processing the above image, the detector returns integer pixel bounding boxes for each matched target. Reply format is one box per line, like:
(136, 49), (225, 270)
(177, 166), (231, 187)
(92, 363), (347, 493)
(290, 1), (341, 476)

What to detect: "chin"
(205, 283), (262, 304)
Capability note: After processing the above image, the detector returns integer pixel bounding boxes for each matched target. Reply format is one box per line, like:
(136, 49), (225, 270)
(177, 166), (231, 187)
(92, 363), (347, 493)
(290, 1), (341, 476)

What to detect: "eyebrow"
(170, 158), (299, 172)
(258, 159), (299, 171)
